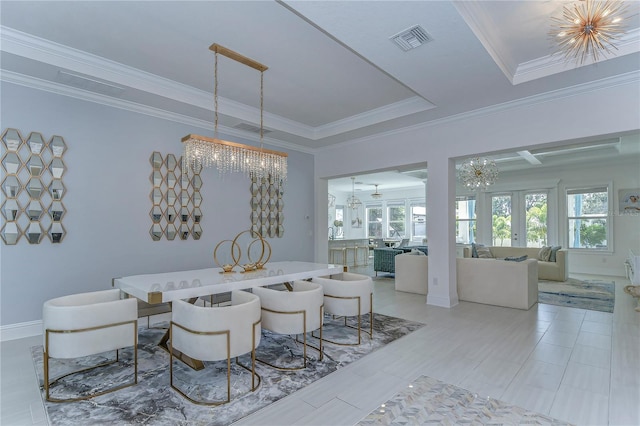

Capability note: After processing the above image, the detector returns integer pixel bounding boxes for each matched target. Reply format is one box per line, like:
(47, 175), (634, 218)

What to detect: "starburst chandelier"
(182, 44), (288, 182)
(550, 0), (629, 65)
(458, 157), (498, 190)
(347, 177), (362, 209)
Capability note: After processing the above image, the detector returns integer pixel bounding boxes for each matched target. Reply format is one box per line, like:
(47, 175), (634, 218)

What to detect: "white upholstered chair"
(312, 272), (374, 346)
(169, 290), (261, 406)
(42, 289), (138, 402)
(252, 280), (324, 370)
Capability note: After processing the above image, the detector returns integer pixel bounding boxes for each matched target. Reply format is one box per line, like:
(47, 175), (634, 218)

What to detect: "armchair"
(170, 290), (261, 405)
(252, 280), (324, 370)
(42, 289), (138, 402)
(312, 272), (373, 346)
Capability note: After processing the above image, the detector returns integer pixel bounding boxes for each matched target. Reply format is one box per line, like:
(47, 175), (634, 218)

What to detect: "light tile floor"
(1, 269), (638, 426)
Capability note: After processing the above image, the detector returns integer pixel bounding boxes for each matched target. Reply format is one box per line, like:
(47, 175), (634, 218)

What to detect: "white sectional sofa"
(463, 246), (568, 282)
(456, 257), (539, 310)
(394, 253), (428, 295)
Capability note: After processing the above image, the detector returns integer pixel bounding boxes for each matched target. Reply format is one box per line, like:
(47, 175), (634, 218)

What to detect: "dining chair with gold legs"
(312, 272), (374, 346)
(252, 280), (324, 370)
(169, 290), (262, 405)
(42, 289), (138, 402)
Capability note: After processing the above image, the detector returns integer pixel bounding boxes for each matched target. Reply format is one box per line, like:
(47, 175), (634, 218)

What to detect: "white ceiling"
(2, 0), (639, 154)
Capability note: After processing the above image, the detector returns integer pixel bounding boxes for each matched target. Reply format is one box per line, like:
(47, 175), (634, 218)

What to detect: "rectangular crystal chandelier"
(182, 44), (288, 182)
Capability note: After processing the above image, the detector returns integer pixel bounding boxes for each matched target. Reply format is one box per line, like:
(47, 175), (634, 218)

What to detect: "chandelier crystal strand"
(550, 0), (628, 65)
(458, 157), (498, 190)
(181, 43), (287, 182)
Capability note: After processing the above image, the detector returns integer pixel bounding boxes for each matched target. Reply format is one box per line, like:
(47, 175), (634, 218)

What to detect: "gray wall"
(0, 83), (315, 325)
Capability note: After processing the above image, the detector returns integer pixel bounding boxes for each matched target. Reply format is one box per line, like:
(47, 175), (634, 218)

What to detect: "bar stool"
(330, 246), (347, 265)
(354, 245), (369, 266)
(344, 246), (357, 266)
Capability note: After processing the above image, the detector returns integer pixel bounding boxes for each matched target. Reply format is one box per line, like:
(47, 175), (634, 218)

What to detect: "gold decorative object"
(550, 0), (629, 65)
(1, 128), (67, 245)
(458, 157), (498, 190)
(213, 239), (241, 273)
(182, 43), (288, 183)
(149, 152), (202, 241)
(249, 236), (272, 269)
(242, 263), (257, 272)
(213, 229), (271, 273)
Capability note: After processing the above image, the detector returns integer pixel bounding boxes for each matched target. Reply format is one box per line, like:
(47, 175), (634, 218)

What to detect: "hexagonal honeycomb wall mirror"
(149, 152), (203, 241)
(1, 128), (67, 245)
(250, 175), (284, 238)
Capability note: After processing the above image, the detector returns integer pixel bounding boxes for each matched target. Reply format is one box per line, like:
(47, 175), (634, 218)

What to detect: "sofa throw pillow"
(538, 246), (552, 262)
(505, 255), (528, 262)
(471, 242), (479, 258)
(410, 249), (426, 256)
(476, 246), (494, 258)
(549, 246), (562, 262)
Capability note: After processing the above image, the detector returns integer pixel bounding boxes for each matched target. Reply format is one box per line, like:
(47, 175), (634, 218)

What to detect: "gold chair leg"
(257, 308), (314, 371)
(235, 319), (263, 392)
(44, 321), (138, 403)
(317, 294), (374, 346)
(170, 324), (233, 406)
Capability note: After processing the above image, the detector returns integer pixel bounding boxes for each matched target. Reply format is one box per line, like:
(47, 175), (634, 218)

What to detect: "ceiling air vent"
(57, 71), (125, 96)
(233, 122), (272, 134)
(390, 25), (433, 51)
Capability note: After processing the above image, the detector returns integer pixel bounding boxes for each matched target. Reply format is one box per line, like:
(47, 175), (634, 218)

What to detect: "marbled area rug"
(538, 278), (615, 313)
(32, 313), (424, 425)
(358, 375), (572, 425)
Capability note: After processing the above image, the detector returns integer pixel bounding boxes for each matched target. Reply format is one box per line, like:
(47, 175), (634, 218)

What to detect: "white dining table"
(113, 261), (343, 304)
(113, 261), (343, 370)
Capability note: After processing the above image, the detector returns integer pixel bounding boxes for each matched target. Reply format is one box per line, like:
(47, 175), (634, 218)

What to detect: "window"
(567, 187), (609, 250)
(455, 196), (476, 244)
(410, 202), (426, 243)
(387, 203), (406, 238)
(366, 205), (383, 238)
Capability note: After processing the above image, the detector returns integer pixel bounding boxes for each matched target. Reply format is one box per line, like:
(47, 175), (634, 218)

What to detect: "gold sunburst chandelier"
(182, 44), (288, 182)
(550, 0), (629, 65)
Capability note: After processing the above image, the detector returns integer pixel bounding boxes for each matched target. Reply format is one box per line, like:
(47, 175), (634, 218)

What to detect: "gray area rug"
(32, 313), (424, 425)
(358, 375), (572, 425)
(538, 278), (615, 313)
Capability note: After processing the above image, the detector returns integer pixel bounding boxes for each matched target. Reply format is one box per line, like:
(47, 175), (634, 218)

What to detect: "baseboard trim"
(0, 320), (42, 342)
(426, 294), (459, 308)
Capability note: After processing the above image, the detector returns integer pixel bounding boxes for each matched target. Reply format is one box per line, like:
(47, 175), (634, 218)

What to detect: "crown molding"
(453, 4), (640, 86)
(453, 1), (517, 84)
(514, 29), (640, 85)
(313, 96), (435, 139)
(320, 70), (640, 152)
(0, 26), (315, 139)
(1, 70), (315, 154)
(1, 26), (438, 141)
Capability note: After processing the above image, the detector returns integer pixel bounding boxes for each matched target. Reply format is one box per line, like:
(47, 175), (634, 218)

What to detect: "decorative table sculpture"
(624, 285), (640, 312)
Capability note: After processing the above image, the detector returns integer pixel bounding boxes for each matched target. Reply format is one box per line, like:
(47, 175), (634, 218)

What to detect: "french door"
(491, 191), (548, 247)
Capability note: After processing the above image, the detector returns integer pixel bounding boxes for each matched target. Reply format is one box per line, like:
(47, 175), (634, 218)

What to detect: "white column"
(426, 157), (459, 308)
(315, 178), (329, 263)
